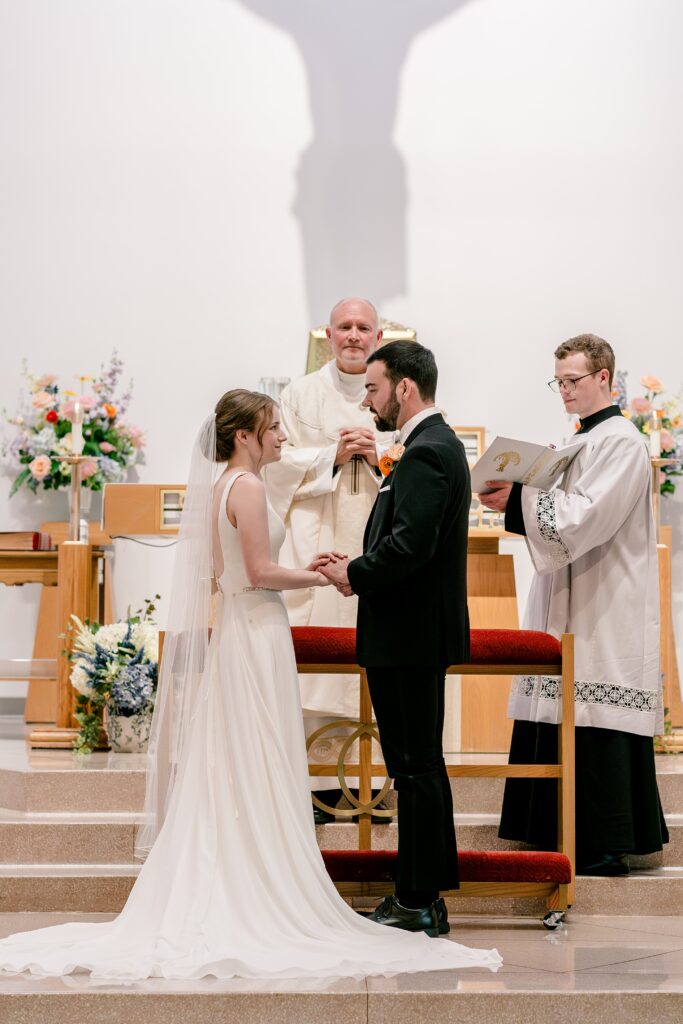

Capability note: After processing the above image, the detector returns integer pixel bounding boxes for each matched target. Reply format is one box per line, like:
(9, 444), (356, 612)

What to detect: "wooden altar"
(0, 521), (113, 726)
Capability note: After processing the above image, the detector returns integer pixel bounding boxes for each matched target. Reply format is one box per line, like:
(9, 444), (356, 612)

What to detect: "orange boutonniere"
(378, 444), (405, 478)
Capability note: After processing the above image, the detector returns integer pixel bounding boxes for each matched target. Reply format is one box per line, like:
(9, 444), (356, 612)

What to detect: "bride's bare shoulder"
(228, 472), (266, 507)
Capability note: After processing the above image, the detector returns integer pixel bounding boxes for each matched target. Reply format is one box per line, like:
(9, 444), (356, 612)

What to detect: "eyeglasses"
(547, 370), (604, 394)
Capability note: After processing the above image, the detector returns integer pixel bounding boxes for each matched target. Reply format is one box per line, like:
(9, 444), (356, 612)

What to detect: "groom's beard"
(372, 394), (401, 433)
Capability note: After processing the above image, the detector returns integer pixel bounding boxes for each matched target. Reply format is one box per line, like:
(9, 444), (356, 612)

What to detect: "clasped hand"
(306, 551), (353, 596)
(335, 427), (378, 468)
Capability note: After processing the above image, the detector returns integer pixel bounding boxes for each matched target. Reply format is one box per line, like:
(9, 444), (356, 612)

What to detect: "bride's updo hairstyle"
(213, 389), (275, 462)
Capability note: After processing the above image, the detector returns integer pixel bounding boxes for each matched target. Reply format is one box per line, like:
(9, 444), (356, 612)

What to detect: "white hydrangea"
(70, 661), (94, 697)
(94, 622), (130, 652)
(31, 426), (58, 455)
(132, 621), (158, 664)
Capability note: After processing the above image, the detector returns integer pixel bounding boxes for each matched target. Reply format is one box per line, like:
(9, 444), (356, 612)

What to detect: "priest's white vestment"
(509, 413), (661, 738)
(263, 360), (393, 720)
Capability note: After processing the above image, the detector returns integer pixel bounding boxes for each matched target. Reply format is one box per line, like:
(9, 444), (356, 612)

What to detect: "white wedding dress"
(0, 472), (501, 980)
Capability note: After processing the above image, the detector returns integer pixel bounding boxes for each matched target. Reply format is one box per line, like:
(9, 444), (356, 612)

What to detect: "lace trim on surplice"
(535, 490), (570, 566)
(512, 675), (658, 714)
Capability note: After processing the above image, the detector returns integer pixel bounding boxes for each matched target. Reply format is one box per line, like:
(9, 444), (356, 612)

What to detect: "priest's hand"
(478, 481), (513, 512)
(335, 428), (379, 468)
(320, 555), (354, 597)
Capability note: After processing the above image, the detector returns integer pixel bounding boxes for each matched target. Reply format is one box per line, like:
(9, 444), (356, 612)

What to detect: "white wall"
(1, 0), (682, 693)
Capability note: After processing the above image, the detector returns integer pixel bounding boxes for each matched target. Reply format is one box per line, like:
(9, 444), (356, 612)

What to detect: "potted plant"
(67, 596), (160, 754)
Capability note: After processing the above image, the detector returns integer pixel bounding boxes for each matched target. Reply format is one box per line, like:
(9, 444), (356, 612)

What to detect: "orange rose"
(103, 403), (117, 419)
(378, 444), (405, 477)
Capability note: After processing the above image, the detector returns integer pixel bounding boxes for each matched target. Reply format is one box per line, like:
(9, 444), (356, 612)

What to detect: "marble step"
(0, 810), (680, 866)
(3, 757), (683, 815)
(1, 980), (682, 1024)
(0, 762), (146, 814)
(452, 758), (683, 816)
(2, 864), (683, 916)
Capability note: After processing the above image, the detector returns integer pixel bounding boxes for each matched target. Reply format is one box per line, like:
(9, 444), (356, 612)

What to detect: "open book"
(470, 436), (583, 494)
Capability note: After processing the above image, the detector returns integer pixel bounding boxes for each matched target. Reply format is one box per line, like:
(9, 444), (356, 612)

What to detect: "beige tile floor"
(2, 912), (683, 994)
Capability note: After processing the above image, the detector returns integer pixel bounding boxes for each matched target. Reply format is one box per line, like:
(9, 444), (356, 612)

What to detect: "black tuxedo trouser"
(366, 666), (459, 895)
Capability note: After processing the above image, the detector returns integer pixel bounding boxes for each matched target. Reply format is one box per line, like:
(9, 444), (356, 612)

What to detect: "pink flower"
(640, 376), (664, 394)
(631, 397), (651, 415)
(99, 441), (115, 453)
(32, 390), (56, 410)
(29, 454), (52, 481)
(127, 425), (145, 449)
(80, 459), (98, 480)
(35, 374), (57, 389)
(660, 429), (675, 452)
(60, 396), (95, 420)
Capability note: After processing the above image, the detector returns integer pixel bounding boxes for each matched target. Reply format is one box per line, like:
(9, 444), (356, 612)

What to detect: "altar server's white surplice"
(263, 360), (392, 718)
(510, 412), (661, 738)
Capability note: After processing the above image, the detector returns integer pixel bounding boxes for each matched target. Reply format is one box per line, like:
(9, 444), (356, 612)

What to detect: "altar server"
(479, 334), (668, 875)
(263, 297), (392, 817)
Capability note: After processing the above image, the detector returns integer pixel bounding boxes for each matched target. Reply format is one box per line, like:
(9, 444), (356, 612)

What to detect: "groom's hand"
(306, 550), (346, 571)
(320, 555), (353, 597)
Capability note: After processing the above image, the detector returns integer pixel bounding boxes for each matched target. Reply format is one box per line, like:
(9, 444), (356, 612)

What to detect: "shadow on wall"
(236, 0), (472, 319)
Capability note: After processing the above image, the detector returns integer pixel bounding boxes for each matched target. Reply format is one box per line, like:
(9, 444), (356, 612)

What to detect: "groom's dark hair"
(367, 340), (438, 401)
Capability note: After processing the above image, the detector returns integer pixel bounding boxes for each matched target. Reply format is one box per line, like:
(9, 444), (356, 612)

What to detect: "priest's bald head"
(326, 298), (383, 375)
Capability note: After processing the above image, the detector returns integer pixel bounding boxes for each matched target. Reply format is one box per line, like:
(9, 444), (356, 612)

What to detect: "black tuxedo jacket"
(347, 413), (470, 668)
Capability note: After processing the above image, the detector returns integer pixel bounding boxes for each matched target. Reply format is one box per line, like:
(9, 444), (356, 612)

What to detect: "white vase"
(105, 708), (153, 753)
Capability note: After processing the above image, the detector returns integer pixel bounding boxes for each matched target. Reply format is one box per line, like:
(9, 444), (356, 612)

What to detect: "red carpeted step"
(292, 626), (562, 667)
(321, 848), (571, 884)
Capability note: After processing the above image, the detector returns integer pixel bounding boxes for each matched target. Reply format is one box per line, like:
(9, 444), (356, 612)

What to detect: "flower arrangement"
(378, 444), (405, 477)
(612, 372), (683, 496)
(2, 351), (145, 497)
(67, 596), (160, 755)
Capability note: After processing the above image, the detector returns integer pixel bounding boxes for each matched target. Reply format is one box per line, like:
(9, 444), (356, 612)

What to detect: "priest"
(479, 333), (668, 875)
(263, 297), (393, 820)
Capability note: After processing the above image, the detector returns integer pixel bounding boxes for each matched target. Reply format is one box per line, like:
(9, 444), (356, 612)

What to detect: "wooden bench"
(293, 626), (575, 927)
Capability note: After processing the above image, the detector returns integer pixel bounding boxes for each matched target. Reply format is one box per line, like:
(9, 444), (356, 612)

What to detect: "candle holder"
(62, 455), (97, 543)
(651, 457), (681, 542)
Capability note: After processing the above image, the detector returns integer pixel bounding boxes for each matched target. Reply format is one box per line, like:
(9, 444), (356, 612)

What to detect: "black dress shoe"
(435, 897), (450, 934)
(576, 852), (630, 876)
(367, 895), (439, 937)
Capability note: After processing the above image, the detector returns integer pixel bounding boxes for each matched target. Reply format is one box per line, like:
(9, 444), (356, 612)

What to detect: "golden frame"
(159, 488), (186, 532)
(305, 319), (417, 374)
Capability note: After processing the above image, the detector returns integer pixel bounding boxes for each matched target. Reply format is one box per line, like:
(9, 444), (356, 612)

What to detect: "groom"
(322, 340), (471, 935)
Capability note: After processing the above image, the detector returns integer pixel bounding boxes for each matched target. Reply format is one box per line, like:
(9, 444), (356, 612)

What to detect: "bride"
(0, 390), (501, 980)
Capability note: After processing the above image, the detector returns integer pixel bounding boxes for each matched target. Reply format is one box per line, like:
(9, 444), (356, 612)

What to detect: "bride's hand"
(306, 551), (346, 571)
(314, 571), (332, 587)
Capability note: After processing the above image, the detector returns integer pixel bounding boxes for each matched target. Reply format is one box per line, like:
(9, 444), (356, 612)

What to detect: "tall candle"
(649, 409), (661, 458)
(71, 401), (84, 455)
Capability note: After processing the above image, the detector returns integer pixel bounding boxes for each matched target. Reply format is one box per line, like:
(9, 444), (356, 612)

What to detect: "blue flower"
(99, 455), (124, 481)
(109, 663), (154, 716)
